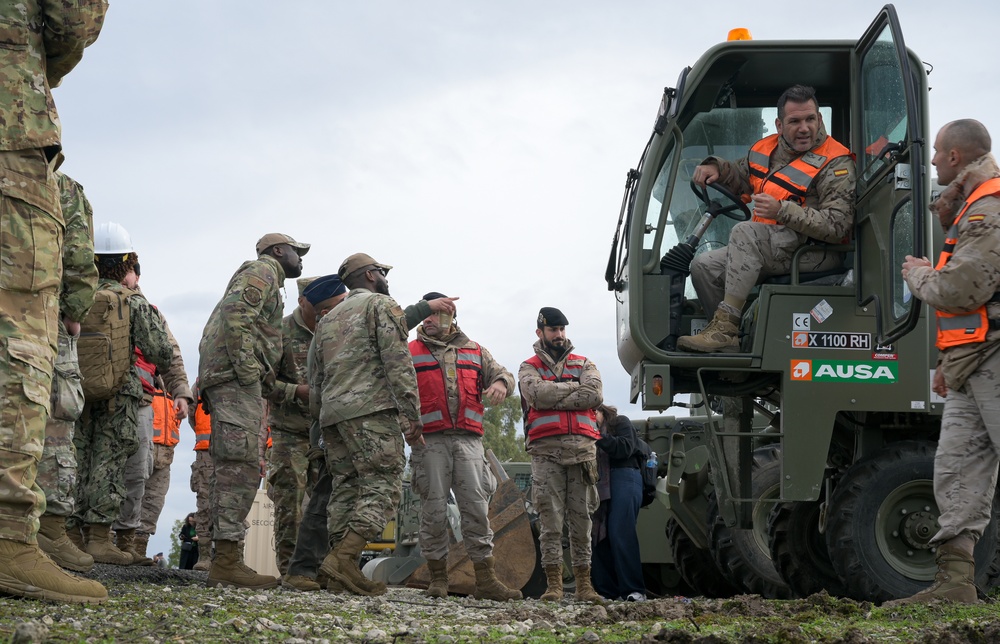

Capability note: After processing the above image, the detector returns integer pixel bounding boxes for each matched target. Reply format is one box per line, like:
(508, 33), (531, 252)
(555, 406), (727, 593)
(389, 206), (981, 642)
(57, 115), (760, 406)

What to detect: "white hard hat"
(94, 222), (134, 255)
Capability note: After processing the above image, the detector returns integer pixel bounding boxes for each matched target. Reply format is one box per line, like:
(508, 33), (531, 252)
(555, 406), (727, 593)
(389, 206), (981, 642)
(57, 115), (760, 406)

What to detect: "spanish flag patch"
(833, 169), (849, 177)
(968, 214), (986, 222)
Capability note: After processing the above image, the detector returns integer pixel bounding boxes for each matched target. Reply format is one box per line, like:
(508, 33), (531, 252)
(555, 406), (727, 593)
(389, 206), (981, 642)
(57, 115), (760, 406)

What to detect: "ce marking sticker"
(792, 313), (811, 331)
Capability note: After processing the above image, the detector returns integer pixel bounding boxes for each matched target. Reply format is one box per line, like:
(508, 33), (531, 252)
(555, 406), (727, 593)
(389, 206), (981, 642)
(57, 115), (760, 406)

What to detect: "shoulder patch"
(801, 152), (828, 169)
(833, 168), (849, 177)
(247, 276), (269, 291)
(967, 214), (986, 223)
(243, 286), (263, 307)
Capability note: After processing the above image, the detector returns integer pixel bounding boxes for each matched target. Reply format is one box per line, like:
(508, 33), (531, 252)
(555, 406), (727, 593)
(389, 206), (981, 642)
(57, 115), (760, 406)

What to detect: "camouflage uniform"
(905, 154), (1000, 544)
(309, 288), (420, 544)
(37, 173), (97, 519)
(518, 340), (603, 568)
(72, 283), (172, 527)
(265, 306), (314, 574)
(198, 255), (285, 542)
(126, 319), (192, 536)
(689, 124), (857, 315)
(0, 1), (106, 544)
(409, 324), (511, 562)
(188, 397), (214, 550)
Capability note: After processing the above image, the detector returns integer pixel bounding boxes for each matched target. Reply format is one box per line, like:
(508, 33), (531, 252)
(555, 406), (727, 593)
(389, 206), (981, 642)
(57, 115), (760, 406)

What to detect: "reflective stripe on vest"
(523, 353), (600, 443)
(409, 339), (486, 435)
(934, 177), (1000, 350)
(134, 349), (157, 395)
(747, 133), (852, 224)
(193, 402), (211, 451)
(151, 391), (181, 446)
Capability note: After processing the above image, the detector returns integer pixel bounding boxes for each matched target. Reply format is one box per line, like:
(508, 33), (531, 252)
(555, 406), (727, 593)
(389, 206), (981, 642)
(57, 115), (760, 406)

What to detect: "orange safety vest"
(523, 354), (600, 443)
(409, 339), (485, 435)
(747, 134), (852, 224)
(192, 402), (211, 451)
(151, 390), (180, 447)
(934, 177), (1000, 350)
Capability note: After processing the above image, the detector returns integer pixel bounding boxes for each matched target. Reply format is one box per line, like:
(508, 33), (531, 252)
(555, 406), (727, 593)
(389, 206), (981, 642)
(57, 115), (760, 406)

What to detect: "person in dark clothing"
(179, 513), (199, 570)
(591, 404), (646, 601)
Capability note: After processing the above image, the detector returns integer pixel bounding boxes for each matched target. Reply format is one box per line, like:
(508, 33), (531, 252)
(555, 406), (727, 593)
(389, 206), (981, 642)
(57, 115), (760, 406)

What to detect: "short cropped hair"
(777, 85), (818, 119)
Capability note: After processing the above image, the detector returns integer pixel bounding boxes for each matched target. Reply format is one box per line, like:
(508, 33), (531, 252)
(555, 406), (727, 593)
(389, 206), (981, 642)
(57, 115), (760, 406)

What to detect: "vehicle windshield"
(643, 105), (832, 298)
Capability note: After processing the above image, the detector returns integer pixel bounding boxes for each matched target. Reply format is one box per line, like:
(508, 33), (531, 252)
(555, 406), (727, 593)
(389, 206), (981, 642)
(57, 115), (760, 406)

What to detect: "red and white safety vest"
(409, 340), (485, 435)
(523, 354), (600, 443)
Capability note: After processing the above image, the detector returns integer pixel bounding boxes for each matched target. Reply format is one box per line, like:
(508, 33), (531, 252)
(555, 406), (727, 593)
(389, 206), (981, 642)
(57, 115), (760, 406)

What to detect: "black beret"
(423, 292), (448, 301)
(303, 274), (347, 306)
(537, 307), (569, 328)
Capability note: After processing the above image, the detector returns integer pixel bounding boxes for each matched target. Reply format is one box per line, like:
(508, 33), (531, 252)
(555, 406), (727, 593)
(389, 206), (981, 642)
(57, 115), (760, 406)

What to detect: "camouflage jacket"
(56, 172), (97, 323)
(309, 288), (419, 427)
(99, 280), (172, 401)
(267, 306), (313, 434)
(0, 0), (107, 151)
(198, 255), (285, 391)
(707, 124), (856, 244)
(518, 339), (603, 412)
(906, 154), (1000, 390)
(158, 312), (193, 404)
(412, 324), (514, 427)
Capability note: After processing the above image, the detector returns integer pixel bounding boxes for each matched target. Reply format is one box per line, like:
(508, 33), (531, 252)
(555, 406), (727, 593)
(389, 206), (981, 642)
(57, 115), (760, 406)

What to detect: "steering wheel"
(689, 179), (752, 222)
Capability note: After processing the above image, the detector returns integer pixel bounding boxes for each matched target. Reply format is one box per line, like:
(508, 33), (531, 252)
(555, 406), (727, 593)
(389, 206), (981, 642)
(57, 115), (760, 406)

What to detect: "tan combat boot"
(134, 532), (151, 557)
(0, 540), (107, 604)
(473, 556), (522, 601)
(885, 541), (978, 606)
(573, 565), (606, 604)
(206, 540), (279, 589)
(115, 529), (153, 566)
(66, 523), (86, 552)
(281, 574), (321, 592)
(676, 309), (741, 353)
(192, 539), (212, 571)
(425, 559), (449, 598)
(319, 531), (386, 596)
(85, 524), (133, 566)
(539, 564), (563, 601)
(37, 515), (94, 573)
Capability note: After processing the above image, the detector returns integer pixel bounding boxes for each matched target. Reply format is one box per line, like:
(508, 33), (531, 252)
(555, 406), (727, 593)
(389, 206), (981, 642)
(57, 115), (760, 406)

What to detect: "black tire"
(709, 446), (794, 599)
(768, 500), (850, 598)
(825, 440), (1000, 603)
(667, 517), (739, 599)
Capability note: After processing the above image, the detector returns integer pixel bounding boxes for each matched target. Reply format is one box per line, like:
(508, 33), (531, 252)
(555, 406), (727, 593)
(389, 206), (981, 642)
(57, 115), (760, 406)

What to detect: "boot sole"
(0, 572), (107, 604)
(206, 577), (280, 590)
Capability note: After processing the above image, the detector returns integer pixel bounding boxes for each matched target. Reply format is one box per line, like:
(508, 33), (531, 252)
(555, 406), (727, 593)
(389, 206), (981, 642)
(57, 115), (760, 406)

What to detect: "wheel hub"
(900, 511), (938, 551)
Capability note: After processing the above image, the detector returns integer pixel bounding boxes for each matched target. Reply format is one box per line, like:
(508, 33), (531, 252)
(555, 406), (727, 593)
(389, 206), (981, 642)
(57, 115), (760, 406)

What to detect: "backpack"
(634, 438), (658, 508)
(78, 285), (133, 401)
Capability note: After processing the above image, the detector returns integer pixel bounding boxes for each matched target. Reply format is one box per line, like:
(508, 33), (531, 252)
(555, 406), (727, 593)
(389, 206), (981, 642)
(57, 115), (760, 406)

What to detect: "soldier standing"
(0, 0), (108, 604)
(36, 172), (99, 574)
(310, 253), (423, 596)
(518, 307), (604, 603)
(895, 120), (1000, 605)
(188, 381), (214, 571)
(678, 84), (856, 353)
(409, 292), (522, 601)
(198, 233), (308, 589)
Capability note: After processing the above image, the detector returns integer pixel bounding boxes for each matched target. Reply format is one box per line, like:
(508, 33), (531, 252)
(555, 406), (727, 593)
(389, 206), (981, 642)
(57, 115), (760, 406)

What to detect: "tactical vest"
(523, 353), (600, 443)
(934, 177), (1000, 350)
(409, 339), (485, 435)
(192, 402), (211, 451)
(747, 134), (852, 224)
(78, 283), (135, 401)
(151, 390), (180, 447)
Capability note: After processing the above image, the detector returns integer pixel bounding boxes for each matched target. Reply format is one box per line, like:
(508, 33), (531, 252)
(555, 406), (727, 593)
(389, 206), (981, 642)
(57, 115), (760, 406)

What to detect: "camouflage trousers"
(206, 380), (263, 542)
(411, 431), (497, 562)
(690, 222), (845, 315)
(530, 456), (599, 568)
(72, 394), (140, 527)
(38, 324), (85, 518)
(138, 443), (175, 535)
(267, 427), (310, 574)
(0, 149), (63, 543)
(933, 348), (1000, 543)
(113, 404), (154, 531)
(324, 410), (405, 544)
(190, 449), (214, 544)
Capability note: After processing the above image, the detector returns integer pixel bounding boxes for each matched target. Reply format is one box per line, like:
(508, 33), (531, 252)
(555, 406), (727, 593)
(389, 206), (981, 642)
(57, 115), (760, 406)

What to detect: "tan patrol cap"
(296, 276), (319, 297)
(256, 233), (311, 257)
(338, 253), (392, 279)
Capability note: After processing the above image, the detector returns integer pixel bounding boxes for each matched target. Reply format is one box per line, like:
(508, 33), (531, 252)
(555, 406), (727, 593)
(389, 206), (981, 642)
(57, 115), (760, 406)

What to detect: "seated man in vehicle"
(677, 84), (856, 353)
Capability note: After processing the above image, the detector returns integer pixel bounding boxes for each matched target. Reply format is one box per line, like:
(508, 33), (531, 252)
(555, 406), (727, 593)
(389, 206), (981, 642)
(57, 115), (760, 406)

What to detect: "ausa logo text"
(789, 359), (898, 383)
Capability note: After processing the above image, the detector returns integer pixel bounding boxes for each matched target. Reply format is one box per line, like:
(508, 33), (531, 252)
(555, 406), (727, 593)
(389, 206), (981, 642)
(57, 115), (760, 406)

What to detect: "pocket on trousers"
(0, 189), (63, 292)
(211, 424), (254, 463)
(0, 338), (51, 455)
(581, 459), (598, 486)
(51, 366), (84, 422)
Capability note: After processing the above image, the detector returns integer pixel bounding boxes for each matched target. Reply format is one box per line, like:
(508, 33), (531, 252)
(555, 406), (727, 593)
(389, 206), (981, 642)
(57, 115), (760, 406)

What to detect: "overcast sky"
(49, 1), (1000, 559)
